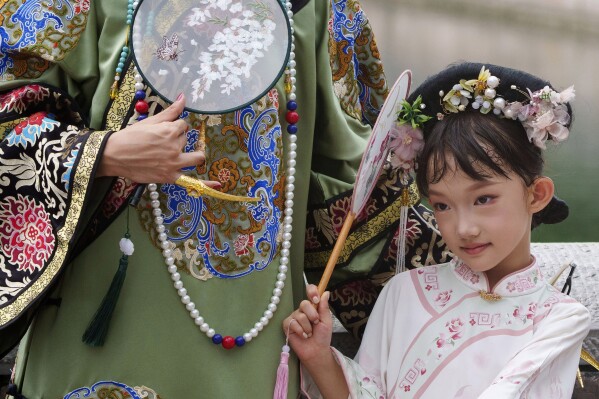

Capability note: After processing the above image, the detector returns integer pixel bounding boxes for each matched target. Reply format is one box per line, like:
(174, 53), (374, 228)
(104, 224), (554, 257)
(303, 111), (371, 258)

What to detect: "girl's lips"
(461, 243), (490, 255)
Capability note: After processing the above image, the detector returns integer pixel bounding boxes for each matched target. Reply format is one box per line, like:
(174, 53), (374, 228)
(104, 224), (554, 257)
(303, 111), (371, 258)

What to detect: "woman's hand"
(97, 94), (219, 187)
(282, 284), (333, 364)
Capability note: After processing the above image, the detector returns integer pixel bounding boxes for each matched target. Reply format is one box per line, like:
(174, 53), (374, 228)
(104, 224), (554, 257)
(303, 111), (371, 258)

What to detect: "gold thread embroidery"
(0, 130), (108, 326)
(305, 182), (419, 268)
(106, 64), (136, 131)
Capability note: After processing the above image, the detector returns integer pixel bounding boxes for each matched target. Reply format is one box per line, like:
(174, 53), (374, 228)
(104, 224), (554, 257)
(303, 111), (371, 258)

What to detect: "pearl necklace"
(131, 1), (298, 349)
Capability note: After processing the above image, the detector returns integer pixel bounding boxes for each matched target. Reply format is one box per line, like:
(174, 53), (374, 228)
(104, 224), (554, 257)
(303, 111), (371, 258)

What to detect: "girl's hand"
(282, 284), (333, 364)
(97, 94), (220, 187)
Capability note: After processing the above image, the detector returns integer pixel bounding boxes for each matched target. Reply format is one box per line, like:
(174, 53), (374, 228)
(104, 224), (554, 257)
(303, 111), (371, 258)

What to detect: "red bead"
(135, 100), (149, 114)
(222, 336), (235, 349)
(285, 111), (299, 124)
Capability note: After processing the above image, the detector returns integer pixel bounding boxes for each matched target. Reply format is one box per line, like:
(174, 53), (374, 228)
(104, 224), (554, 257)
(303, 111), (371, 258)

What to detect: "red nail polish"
(176, 92), (184, 101)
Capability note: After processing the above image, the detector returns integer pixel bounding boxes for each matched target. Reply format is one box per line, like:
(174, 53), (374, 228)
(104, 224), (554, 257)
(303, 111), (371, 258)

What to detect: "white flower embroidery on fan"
(187, 1), (277, 101)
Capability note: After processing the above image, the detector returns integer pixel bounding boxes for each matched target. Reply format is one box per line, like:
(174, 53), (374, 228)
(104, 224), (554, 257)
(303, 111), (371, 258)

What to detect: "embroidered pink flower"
(506, 281), (517, 292)
(446, 318), (464, 340)
(434, 290), (453, 307)
(234, 233), (254, 256)
(513, 307), (521, 317)
(470, 274), (480, 284)
(0, 195), (55, 273)
(436, 334), (446, 348)
(74, 0), (90, 14)
(0, 85), (50, 114)
(388, 124), (425, 170)
(526, 302), (537, 319)
(14, 111), (46, 135)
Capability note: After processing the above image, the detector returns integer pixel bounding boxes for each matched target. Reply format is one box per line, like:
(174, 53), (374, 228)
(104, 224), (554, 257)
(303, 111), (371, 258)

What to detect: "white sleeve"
(478, 301), (590, 399)
(300, 274), (406, 399)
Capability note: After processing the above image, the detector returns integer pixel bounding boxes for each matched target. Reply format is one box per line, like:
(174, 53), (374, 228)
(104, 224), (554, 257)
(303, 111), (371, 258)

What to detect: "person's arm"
(284, 286), (350, 399)
(478, 298), (590, 398)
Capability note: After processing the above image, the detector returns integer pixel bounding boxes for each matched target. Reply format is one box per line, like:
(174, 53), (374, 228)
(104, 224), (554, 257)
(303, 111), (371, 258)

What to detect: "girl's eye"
(433, 203), (449, 211)
(475, 195), (495, 205)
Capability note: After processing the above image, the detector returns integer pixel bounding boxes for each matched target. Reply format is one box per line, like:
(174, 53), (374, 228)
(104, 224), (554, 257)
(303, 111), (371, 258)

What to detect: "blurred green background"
(366, 0), (599, 242)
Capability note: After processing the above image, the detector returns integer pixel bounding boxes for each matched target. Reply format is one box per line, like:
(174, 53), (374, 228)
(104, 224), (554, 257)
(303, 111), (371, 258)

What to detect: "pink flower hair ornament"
(390, 66), (575, 172)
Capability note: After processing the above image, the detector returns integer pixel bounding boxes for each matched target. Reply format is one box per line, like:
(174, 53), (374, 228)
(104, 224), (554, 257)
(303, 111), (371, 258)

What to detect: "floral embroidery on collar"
(451, 258), (544, 297)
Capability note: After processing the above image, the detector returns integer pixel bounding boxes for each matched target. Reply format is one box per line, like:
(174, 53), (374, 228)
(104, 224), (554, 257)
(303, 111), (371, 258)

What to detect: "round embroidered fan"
(131, 0), (291, 114)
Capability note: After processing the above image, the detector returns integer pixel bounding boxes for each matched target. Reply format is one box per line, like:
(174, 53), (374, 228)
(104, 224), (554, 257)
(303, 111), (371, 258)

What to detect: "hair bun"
(532, 195), (569, 229)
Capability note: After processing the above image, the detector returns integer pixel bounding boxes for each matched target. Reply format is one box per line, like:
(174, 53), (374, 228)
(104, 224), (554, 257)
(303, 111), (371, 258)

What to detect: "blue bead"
(235, 336), (246, 347)
(212, 334), (223, 345)
(134, 90), (146, 100)
(136, 114), (148, 121)
(287, 124), (298, 134)
(118, 62), (124, 69)
(116, 68), (122, 73)
(286, 100), (297, 111)
(126, 18), (132, 24)
(122, 46), (129, 52)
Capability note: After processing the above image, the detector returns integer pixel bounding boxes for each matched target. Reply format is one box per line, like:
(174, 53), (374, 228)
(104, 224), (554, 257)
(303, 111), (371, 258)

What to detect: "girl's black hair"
(410, 62), (572, 226)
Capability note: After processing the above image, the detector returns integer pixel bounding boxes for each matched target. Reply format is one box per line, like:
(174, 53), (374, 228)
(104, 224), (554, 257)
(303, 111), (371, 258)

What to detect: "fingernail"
(307, 333), (312, 338)
(312, 296), (320, 304)
(313, 319), (319, 325)
(302, 332), (308, 339)
(176, 92), (184, 101)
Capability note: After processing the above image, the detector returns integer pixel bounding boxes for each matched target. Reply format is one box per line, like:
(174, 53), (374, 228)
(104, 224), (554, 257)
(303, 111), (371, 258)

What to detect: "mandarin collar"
(451, 257), (544, 297)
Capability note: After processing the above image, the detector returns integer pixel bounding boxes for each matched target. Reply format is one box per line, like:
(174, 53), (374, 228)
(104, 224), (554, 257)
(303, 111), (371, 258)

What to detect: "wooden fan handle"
(317, 212), (356, 295)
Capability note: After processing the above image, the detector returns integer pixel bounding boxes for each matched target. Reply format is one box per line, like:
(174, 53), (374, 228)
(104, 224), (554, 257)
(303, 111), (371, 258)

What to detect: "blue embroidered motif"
(63, 380), (141, 399)
(331, 0), (366, 81)
(0, 1), (72, 76)
(5, 115), (61, 148)
(159, 104), (282, 279)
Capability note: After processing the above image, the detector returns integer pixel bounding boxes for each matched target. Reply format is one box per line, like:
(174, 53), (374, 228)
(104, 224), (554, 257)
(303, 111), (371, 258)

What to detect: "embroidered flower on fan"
(187, 1), (277, 101)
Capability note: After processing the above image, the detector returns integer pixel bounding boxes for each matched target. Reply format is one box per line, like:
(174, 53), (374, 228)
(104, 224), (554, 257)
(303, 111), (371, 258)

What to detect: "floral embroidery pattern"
(0, 85), (50, 114)
(139, 92), (283, 279)
(209, 157), (240, 192)
(455, 262), (481, 285)
(0, 194), (55, 274)
(234, 233), (254, 256)
(399, 359), (427, 393)
(64, 381), (160, 399)
(434, 290), (453, 307)
(0, 0), (90, 80)
(186, 0), (277, 101)
(5, 112), (61, 149)
(505, 275), (538, 293)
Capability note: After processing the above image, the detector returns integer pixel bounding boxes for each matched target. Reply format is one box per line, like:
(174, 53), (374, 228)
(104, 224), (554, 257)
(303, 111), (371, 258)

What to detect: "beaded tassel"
(110, 0), (136, 99)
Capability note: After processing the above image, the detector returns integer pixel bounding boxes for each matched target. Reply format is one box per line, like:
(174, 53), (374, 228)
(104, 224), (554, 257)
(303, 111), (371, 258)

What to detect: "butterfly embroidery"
(155, 33), (184, 61)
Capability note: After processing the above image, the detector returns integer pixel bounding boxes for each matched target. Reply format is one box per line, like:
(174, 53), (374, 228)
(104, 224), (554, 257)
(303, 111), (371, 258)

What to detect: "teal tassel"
(82, 204), (134, 347)
(82, 251), (129, 347)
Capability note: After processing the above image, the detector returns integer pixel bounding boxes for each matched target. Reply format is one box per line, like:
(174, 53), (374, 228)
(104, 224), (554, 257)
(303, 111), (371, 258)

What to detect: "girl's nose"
(456, 212), (480, 239)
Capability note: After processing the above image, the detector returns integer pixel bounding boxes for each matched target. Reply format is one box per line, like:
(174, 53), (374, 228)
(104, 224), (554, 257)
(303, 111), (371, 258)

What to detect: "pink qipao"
(303, 259), (590, 398)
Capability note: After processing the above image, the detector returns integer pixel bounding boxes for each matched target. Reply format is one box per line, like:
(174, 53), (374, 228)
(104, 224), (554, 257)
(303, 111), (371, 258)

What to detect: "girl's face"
(427, 159), (534, 285)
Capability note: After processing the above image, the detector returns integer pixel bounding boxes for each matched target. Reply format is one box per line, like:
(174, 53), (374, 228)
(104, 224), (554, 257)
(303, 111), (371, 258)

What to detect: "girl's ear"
(528, 176), (555, 213)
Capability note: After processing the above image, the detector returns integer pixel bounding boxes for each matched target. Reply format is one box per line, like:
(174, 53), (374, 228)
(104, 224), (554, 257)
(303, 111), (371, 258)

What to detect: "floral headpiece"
(388, 66), (575, 172)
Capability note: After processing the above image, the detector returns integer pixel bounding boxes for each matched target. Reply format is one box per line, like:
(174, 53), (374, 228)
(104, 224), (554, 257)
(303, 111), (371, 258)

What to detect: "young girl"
(284, 62), (591, 398)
